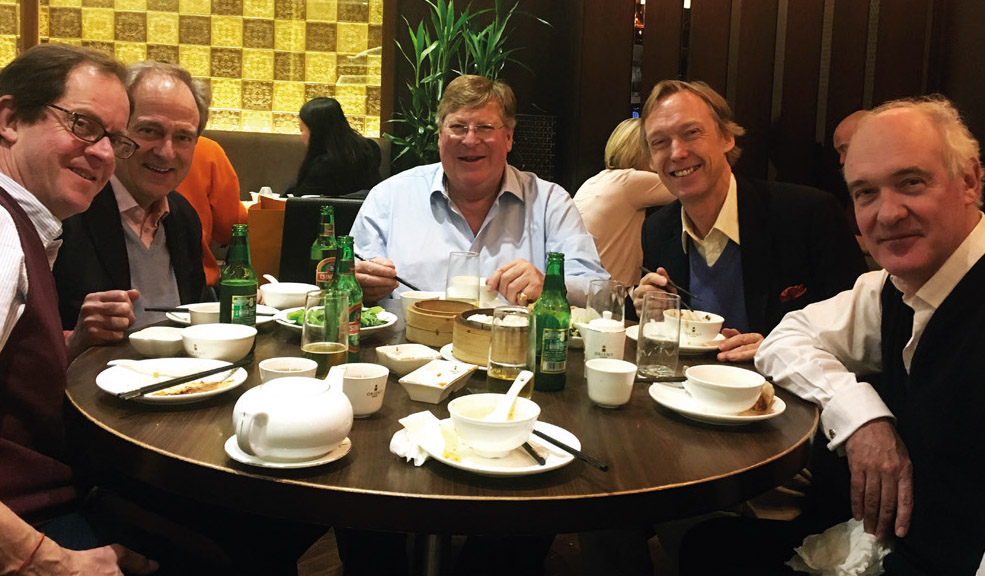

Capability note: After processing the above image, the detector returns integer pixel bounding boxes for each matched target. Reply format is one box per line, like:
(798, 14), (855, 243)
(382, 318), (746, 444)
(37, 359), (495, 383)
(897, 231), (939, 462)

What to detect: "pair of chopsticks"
(532, 429), (609, 472)
(116, 355), (254, 400)
(638, 266), (700, 302)
(145, 306), (275, 316)
(352, 252), (423, 292)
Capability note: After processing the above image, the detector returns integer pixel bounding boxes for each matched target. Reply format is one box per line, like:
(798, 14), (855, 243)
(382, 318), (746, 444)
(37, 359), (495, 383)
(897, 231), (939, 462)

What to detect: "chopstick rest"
(117, 355), (254, 400)
(532, 429), (608, 472)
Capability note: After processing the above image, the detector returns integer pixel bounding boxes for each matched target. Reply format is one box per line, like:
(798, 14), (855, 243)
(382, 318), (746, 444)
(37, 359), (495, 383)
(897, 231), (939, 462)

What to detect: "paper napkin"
(787, 518), (893, 576)
(389, 410), (443, 466)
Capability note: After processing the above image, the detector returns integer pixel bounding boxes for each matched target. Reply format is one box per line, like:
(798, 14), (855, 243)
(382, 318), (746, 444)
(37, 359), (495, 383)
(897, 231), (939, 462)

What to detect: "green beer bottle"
(219, 224), (258, 325)
(310, 205), (337, 288)
(329, 235), (362, 362)
(528, 252), (570, 392)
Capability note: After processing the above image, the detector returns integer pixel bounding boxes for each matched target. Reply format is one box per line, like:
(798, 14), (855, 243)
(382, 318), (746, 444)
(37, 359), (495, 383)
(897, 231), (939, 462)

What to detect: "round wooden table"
(65, 314), (817, 536)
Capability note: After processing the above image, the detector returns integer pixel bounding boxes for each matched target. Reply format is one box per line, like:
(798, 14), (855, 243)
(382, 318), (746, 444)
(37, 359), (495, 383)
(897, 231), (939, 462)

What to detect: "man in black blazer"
(633, 80), (866, 362)
(54, 61), (208, 329)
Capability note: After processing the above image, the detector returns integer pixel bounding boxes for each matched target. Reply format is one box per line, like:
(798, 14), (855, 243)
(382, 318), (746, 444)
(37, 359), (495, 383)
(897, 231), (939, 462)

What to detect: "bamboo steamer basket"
(405, 300), (476, 347)
(452, 308), (496, 366)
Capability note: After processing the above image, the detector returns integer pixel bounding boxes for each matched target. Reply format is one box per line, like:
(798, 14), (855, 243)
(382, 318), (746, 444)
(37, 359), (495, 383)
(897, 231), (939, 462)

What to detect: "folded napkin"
(390, 411), (444, 466)
(787, 519), (893, 576)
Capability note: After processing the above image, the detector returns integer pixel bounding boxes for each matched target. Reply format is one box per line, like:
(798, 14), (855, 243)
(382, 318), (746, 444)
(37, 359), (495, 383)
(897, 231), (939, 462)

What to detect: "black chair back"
(278, 195), (365, 283)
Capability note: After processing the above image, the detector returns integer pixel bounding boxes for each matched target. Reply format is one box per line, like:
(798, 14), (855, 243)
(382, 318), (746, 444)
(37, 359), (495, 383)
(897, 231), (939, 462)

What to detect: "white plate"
(625, 325), (725, 355)
(439, 343), (488, 371)
(96, 358), (247, 404)
(648, 382), (786, 426)
(224, 436), (351, 469)
(166, 304), (279, 326)
(422, 421), (577, 477)
(273, 307), (398, 336)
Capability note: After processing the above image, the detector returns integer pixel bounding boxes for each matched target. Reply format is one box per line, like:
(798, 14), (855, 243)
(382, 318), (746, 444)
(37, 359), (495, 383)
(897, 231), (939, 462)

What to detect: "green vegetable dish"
(286, 306), (387, 328)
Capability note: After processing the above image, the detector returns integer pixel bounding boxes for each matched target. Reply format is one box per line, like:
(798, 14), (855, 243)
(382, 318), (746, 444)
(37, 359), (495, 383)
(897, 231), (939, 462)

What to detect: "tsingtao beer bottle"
(310, 205), (337, 288)
(219, 224), (258, 325)
(528, 252), (570, 391)
(329, 235), (363, 362)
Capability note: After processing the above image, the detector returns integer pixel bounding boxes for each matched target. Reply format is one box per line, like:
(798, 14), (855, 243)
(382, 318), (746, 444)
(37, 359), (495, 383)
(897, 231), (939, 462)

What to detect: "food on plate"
(741, 382), (776, 414)
(286, 305), (388, 328)
(150, 376), (238, 396)
(361, 306), (387, 327)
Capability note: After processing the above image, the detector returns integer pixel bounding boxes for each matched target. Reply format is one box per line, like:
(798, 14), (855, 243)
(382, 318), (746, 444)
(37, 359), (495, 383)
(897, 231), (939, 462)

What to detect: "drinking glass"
(480, 306), (533, 397)
(587, 279), (627, 324)
(445, 251), (480, 305)
(636, 292), (681, 379)
(301, 289), (349, 378)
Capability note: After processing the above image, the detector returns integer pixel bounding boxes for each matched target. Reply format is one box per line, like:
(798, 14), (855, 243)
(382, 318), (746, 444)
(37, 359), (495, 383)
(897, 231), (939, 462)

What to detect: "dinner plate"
(166, 304), (279, 326)
(421, 421), (577, 477)
(224, 436), (352, 469)
(625, 325), (725, 355)
(648, 382), (786, 426)
(96, 358), (247, 404)
(273, 307), (398, 336)
(439, 343), (488, 371)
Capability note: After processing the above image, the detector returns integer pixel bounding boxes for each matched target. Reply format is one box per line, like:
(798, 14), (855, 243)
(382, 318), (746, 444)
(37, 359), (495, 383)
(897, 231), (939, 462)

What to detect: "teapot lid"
(587, 311), (625, 332)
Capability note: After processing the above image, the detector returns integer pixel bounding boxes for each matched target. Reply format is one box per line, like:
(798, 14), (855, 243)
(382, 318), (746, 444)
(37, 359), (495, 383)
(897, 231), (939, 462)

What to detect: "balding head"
(833, 110), (869, 165)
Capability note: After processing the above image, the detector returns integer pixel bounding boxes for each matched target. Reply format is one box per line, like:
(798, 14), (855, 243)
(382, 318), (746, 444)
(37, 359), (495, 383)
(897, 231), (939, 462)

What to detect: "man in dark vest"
(0, 44), (158, 574)
(753, 96), (985, 573)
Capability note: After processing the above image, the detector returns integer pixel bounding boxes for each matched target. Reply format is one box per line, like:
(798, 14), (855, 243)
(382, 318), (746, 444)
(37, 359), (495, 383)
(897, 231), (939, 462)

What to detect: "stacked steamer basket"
(452, 309), (495, 367)
(405, 300), (476, 347)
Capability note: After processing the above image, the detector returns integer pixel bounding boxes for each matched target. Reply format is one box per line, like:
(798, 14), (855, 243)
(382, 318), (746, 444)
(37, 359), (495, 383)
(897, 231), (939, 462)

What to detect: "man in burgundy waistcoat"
(0, 44), (157, 574)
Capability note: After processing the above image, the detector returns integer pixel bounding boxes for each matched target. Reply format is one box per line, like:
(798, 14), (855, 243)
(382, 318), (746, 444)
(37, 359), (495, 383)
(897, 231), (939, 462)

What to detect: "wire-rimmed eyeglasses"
(443, 123), (505, 140)
(47, 104), (139, 159)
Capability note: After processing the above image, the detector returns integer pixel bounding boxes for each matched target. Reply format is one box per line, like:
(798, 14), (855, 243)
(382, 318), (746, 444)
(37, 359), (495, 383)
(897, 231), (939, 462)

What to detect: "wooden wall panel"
(687, 0), (732, 94)
(731, 0), (779, 178)
(640, 0), (683, 93)
(873, 0), (932, 104)
(824, 0), (870, 141)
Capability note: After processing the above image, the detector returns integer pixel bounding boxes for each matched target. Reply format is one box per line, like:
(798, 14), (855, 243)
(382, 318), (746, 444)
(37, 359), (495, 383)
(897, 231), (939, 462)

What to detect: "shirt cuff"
(819, 381), (895, 451)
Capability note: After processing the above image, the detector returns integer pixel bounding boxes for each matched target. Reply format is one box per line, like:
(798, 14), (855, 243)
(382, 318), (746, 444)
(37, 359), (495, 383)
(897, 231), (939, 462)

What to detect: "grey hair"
(126, 60), (210, 135)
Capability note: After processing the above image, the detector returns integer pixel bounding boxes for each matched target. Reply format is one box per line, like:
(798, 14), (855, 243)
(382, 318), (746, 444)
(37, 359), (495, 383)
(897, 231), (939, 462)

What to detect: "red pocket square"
(779, 284), (807, 303)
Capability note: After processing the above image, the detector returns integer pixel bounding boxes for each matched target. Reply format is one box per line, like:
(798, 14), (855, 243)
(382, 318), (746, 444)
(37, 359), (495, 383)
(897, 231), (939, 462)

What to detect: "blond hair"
(640, 80), (745, 165)
(436, 75), (517, 129)
(604, 118), (649, 170)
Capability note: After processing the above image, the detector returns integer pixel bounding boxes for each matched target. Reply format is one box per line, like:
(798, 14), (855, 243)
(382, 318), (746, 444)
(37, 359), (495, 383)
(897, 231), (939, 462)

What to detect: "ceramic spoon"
(484, 370), (533, 422)
(263, 274), (279, 284)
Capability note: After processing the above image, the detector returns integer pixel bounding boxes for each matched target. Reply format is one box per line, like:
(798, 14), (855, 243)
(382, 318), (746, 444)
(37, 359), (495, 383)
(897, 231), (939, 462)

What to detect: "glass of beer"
(636, 291), (681, 379)
(445, 251), (480, 305)
(301, 289), (349, 378)
(483, 306), (533, 398)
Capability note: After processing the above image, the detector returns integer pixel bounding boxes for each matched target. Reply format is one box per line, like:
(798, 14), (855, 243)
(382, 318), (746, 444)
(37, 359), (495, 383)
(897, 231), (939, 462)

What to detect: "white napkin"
(787, 519), (893, 576)
(389, 411), (443, 466)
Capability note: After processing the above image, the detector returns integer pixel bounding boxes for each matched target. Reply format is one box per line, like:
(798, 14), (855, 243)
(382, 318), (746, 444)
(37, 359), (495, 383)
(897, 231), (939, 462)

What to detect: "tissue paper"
(787, 519), (892, 576)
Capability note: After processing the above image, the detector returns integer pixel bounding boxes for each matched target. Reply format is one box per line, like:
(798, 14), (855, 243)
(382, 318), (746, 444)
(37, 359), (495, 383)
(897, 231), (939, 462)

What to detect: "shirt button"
(828, 428), (836, 439)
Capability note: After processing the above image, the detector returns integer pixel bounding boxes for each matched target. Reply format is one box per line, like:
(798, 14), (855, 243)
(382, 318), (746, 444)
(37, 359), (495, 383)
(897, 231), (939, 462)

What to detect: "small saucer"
(224, 436), (351, 469)
(648, 383), (785, 426)
(625, 326), (724, 355)
(439, 343), (488, 371)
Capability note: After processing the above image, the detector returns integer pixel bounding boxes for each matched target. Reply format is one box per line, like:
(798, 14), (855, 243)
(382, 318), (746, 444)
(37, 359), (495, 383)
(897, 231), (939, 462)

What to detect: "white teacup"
(258, 357), (318, 381)
(400, 291), (443, 318)
(185, 302), (220, 325)
(233, 376), (353, 461)
(332, 363), (388, 418)
(585, 358), (636, 408)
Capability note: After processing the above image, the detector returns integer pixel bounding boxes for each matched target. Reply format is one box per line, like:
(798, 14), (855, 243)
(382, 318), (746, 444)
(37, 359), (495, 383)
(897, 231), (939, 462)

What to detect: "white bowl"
(184, 302), (221, 325)
(400, 291), (443, 318)
(398, 359), (477, 404)
(129, 326), (184, 357)
(683, 364), (765, 414)
(181, 323), (257, 362)
(375, 343), (441, 376)
(259, 357), (318, 381)
(260, 282), (320, 310)
(448, 393), (540, 458)
(667, 309), (725, 345)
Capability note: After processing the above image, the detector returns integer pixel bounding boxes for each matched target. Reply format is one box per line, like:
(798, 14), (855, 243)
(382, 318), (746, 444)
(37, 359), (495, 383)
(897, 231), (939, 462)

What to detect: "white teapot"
(575, 311), (627, 362)
(233, 376), (353, 462)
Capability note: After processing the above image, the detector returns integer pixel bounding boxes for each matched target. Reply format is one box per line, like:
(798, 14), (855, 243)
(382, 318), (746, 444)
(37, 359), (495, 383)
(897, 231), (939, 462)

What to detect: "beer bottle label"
(347, 303), (362, 354)
(539, 328), (568, 373)
(231, 293), (256, 325)
(315, 257), (336, 286)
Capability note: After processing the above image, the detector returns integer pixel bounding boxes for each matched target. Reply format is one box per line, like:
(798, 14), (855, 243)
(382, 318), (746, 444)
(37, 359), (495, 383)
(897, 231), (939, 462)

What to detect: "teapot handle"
(236, 411), (270, 456)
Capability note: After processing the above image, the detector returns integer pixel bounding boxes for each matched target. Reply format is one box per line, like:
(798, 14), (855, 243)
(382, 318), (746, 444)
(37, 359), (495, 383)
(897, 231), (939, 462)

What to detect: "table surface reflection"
(65, 311), (817, 535)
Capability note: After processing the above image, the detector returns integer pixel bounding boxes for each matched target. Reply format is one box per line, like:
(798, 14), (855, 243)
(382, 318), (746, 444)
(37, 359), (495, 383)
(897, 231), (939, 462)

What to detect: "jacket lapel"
(735, 177), (772, 334)
(85, 184), (131, 289)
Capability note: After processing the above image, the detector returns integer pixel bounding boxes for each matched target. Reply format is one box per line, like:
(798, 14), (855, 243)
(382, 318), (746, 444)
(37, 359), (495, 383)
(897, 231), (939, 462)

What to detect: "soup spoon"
(484, 370), (533, 422)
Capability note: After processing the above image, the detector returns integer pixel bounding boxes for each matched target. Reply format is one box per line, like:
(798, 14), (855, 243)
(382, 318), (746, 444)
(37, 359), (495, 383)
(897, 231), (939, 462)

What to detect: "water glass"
(636, 292), (681, 379)
(301, 289), (349, 378)
(480, 306), (533, 398)
(587, 279), (627, 324)
(446, 251), (480, 305)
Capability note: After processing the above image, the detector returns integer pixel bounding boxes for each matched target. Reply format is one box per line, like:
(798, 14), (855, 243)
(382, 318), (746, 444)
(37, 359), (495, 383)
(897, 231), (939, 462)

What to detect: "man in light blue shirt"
(352, 75), (607, 307)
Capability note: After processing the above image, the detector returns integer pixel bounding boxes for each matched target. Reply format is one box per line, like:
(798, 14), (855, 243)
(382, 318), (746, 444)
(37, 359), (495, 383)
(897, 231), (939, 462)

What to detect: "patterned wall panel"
(0, 0), (382, 135)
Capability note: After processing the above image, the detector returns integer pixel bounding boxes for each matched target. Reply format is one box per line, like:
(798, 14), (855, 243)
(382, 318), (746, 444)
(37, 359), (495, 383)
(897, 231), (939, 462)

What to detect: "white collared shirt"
(680, 173), (739, 266)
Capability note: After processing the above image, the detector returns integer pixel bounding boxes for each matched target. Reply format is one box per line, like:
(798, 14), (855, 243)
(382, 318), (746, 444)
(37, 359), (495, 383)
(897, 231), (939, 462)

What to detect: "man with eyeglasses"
(351, 74), (606, 307)
(54, 61), (207, 331)
(0, 44), (161, 575)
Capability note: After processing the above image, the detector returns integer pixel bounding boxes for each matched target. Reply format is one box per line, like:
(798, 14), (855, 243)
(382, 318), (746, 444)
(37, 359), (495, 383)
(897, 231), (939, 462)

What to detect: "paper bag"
(246, 196), (285, 283)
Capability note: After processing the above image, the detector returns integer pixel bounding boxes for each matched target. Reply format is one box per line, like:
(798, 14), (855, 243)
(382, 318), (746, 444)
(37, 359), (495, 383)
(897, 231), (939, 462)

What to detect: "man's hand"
(632, 268), (675, 316)
(844, 418), (914, 539)
(486, 259), (544, 305)
(56, 543), (158, 575)
(715, 328), (764, 362)
(66, 289), (139, 360)
(355, 257), (398, 303)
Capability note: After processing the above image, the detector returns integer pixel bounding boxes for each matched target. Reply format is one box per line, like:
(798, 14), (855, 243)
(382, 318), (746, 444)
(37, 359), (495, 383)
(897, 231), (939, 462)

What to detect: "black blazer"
(54, 183), (206, 329)
(640, 176), (868, 335)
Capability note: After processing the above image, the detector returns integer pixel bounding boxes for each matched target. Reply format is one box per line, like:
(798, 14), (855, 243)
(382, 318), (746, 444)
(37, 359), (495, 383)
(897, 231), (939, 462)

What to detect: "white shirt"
(0, 172), (63, 353)
(755, 212), (985, 450)
(680, 173), (739, 266)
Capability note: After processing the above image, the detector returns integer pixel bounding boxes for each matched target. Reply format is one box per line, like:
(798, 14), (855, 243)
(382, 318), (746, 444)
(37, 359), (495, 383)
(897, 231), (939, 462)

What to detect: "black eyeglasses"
(47, 104), (139, 159)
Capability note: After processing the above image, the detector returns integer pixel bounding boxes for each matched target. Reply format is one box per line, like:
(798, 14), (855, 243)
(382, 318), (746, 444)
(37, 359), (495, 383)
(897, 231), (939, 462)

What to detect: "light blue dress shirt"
(350, 163), (608, 306)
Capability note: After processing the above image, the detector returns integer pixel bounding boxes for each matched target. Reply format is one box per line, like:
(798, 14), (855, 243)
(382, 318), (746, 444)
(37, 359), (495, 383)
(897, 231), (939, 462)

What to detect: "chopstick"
(352, 252), (423, 292)
(522, 442), (547, 466)
(639, 376), (686, 383)
(145, 306), (274, 316)
(116, 355), (254, 400)
(532, 429), (608, 472)
(638, 266), (701, 302)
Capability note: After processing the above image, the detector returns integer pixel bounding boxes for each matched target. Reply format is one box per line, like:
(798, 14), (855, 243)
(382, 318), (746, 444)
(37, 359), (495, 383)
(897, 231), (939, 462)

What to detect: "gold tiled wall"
(0, 0), (383, 136)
